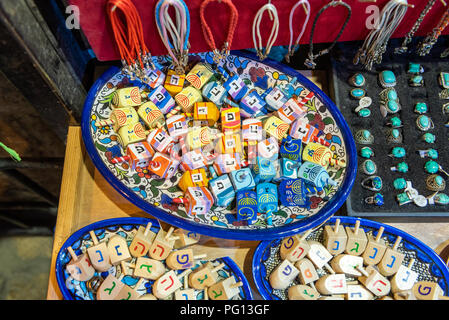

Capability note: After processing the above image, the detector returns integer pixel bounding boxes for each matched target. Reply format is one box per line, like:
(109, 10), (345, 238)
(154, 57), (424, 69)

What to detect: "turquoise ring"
(424, 160), (449, 177)
(379, 88), (399, 103)
(393, 177), (407, 190)
(409, 75), (424, 87)
(380, 100), (401, 117)
(386, 116), (402, 128)
(418, 148), (438, 159)
(379, 70), (396, 88)
(439, 72), (449, 89)
(355, 129), (374, 144)
(361, 175), (383, 191)
(386, 128), (403, 144)
(389, 147), (406, 158)
(408, 62), (424, 74)
(422, 133), (436, 144)
(391, 162), (408, 173)
(426, 174), (446, 192)
(365, 193), (384, 206)
(349, 73), (366, 87)
(362, 159), (377, 175)
(360, 146), (374, 159)
(397, 192), (412, 206)
(428, 192), (449, 205)
(357, 108), (371, 118)
(414, 102), (428, 114)
(350, 88), (366, 99)
(416, 115), (434, 131)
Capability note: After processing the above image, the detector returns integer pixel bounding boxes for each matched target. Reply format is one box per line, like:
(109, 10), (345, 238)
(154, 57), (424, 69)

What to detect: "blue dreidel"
(280, 135), (303, 162)
(146, 85), (175, 114)
(236, 190), (258, 225)
(265, 86), (288, 112)
(229, 167), (256, 191)
(279, 178), (311, 208)
(280, 158), (300, 180)
(239, 90), (268, 118)
(257, 182), (278, 225)
(208, 166), (235, 207)
(218, 66), (249, 101)
(252, 156), (276, 184)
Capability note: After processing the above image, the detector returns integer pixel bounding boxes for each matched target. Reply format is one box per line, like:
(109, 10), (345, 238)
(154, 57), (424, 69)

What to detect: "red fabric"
(69, 0), (449, 62)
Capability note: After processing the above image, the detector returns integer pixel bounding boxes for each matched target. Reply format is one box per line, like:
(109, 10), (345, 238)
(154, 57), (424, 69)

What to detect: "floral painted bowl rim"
(252, 215), (449, 300)
(55, 217), (253, 300)
(80, 50), (357, 241)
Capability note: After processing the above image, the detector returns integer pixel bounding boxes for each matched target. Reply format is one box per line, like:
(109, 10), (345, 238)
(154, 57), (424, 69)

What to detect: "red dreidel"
(66, 246), (95, 281)
(146, 128), (175, 154)
(147, 153), (180, 179)
(177, 186), (214, 216)
(110, 141), (155, 171)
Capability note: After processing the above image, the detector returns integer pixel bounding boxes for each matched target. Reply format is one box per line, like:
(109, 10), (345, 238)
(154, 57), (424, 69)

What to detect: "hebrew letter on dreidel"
(363, 227), (387, 266)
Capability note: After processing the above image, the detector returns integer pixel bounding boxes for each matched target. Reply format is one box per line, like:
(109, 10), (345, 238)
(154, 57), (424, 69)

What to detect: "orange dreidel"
(166, 114), (188, 140)
(164, 69), (186, 96)
(130, 257), (166, 280)
(137, 101), (165, 130)
(107, 234), (132, 266)
(356, 265), (391, 297)
(147, 152), (180, 179)
(173, 229), (201, 249)
(152, 269), (193, 299)
(216, 132), (243, 155)
(178, 168), (209, 192)
(288, 284), (320, 300)
(181, 186), (215, 216)
(276, 93), (311, 124)
(174, 86), (203, 114)
(129, 222), (156, 258)
(166, 249), (207, 270)
(330, 254), (364, 277)
(111, 86), (144, 108)
(110, 141), (155, 171)
(94, 107), (139, 132)
(188, 262), (226, 290)
(184, 102), (220, 126)
(362, 226), (387, 266)
(344, 220), (368, 256)
(242, 118), (263, 163)
(174, 272), (196, 300)
(346, 284), (374, 300)
(148, 227), (178, 261)
(378, 236), (405, 277)
(307, 240), (335, 274)
(323, 218), (348, 255)
(280, 229), (313, 262)
(96, 274), (125, 300)
(86, 231), (112, 272)
(208, 277), (243, 300)
(315, 274), (348, 295)
(391, 258), (419, 293)
(117, 122), (147, 148)
(66, 246), (96, 281)
(221, 107), (241, 133)
(269, 259), (300, 290)
(146, 128), (175, 154)
(412, 281), (449, 300)
(212, 153), (243, 175)
(294, 258), (319, 285)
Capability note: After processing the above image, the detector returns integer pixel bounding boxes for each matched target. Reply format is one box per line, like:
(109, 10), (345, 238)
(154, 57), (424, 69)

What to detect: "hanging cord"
(285, 0), (311, 63)
(416, 8), (449, 56)
(252, 1), (280, 61)
(155, 0), (191, 74)
(199, 0), (239, 63)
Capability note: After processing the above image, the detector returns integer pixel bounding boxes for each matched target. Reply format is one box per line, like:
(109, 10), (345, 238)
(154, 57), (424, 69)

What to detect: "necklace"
(285, 0), (311, 63)
(416, 8), (449, 56)
(304, 0), (351, 69)
(252, 1), (280, 61)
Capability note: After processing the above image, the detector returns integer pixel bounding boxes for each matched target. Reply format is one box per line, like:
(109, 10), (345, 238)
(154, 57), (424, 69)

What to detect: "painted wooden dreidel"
(263, 116), (290, 141)
(173, 229), (201, 249)
(357, 265), (391, 297)
(362, 226), (387, 266)
(220, 66), (249, 102)
(265, 86), (288, 112)
(208, 169), (235, 208)
(148, 152), (180, 179)
(137, 101), (165, 130)
(107, 234), (132, 266)
(117, 122), (147, 148)
(221, 107), (241, 133)
(391, 259), (419, 293)
(184, 102), (220, 125)
(279, 159), (299, 180)
(213, 153), (242, 175)
(346, 284), (374, 300)
(183, 186), (215, 215)
(164, 69), (186, 96)
(114, 266), (141, 300)
(302, 142), (346, 168)
(86, 231), (111, 272)
(217, 132), (243, 155)
(288, 284), (319, 300)
(378, 236), (405, 277)
(181, 149), (208, 171)
(330, 254), (364, 277)
(188, 262), (225, 290)
(315, 274), (348, 295)
(66, 246), (95, 281)
(323, 218), (348, 256)
(257, 182), (278, 226)
(96, 274), (125, 300)
(279, 135), (302, 162)
(143, 66), (166, 89)
(345, 220), (368, 256)
(258, 137), (279, 161)
(202, 80), (229, 106)
(148, 227), (178, 261)
(239, 90), (268, 118)
(178, 168), (209, 192)
(129, 222), (156, 258)
(146, 85), (175, 114)
(269, 259), (300, 290)
(253, 157), (276, 183)
(110, 141), (155, 171)
(166, 249), (207, 270)
(95, 107), (139, 132)
(242, 118), (263, 163)
(208, 277), (244, 300)
(166, 114), (188, 140)
(146, 128), (175, 154)
(307, 241), (335, 273)
(132, 257), (165, 280)
(295, 258), (319, 285)
(174, 86), (203, 115)
(186, 62), (214, 90)
(290, 118), (330, 147)
(152, 269), (192, 299)
(412, 281), (449, 300)
(111, 86), (143, 108)
(236, 190), (258, 224)
(230, 167), (255, 191)
(174, 273), (196, 300)
(279, 179), (310, 208)
(277, 94), (310, 124)
(280, 230), (312, 262)
(185, 126), (217, 150)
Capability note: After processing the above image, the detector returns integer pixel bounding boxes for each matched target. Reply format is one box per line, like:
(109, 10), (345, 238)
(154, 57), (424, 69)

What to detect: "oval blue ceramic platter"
(252, 216), (449, 300)
(81, 50), (357, 240)
(55, 217), (252, 300)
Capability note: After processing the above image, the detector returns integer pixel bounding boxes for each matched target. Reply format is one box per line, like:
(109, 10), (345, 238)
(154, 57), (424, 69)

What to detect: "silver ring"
(361, 175), (383, 191)
(355, 129), (374, 145)
(386, 128), (403, 144)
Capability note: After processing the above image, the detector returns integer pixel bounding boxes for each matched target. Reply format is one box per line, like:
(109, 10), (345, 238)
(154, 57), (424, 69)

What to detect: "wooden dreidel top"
(290, 118), (330, 147)
(184, 102), (220, 126)
(107, 234), (132, 266)
(412, 281), (449, 300)
(263, 116), (290, 142)
(236, 190), (258, 224)
(280, 229), (312, 262)
(146, 128), (175, 154)
(66, 246), (96, 281)
(188, 262), (226, 290)
(302, 142), (346, 169)
(114, 266), (141, 301)
(208, 277), (244, 300)
(185, 62), (214, 90)
(378, 236), (405, 277)
(173, 228), (201, 249)
(174, 273), (196, 300)
(166, 114), (188, 140)
(166, 249), (207, 270)
(357, 265), (391, 297)
(330, 254), (364, 277)
(147, 152), (180, 179)
(220, 107), (241, 133)
(181, 149), (208, 171)
(148, 227), (178, 261)
(164, 68), (186, 96)
(96, 273), (125, 300)
(239, 90), (268, 118)
(295, 258), (319, 285)
(174, 86), (203, 114)
(323, 218), (348, 256)
(346, 284), (374, 300)
(94, 107), (139, 132)
(181, 186), (214, 216)
(208, 169), (235, 208)
(315, 274), (348, 295)
(362, 226), (387, 266)
(264, 86), (288, 112)
(117, 122), (147, 148)
(288, 284), (319, 300)
(132, 257), (165, 280)
(111, 86), (143, 108)
(152, 268), (193, 299)
(279, 135), (302, 162)
(129, 222), (156, 258)
(178, 168), (209, 192)
(145, 84), (175, 114)
(137, 101), (165, 130)
(269, 259), (300, 290)
(391, 258), (419, 293)
(344, 219), (368, 256)
(110, 141), (155, 171)
(86, 231), (111, 272)
(307, 240), (335, 273)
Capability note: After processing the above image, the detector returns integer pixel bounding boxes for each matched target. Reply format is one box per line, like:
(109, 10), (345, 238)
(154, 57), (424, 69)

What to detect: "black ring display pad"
(329, 37), (449, 217)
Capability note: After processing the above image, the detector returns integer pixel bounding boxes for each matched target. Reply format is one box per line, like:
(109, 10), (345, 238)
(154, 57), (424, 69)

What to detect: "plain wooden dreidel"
(107, 235), (132, 266)
(315, 274), (348, 295)
(152, 269), (192, 299)
(280, 230), (312, 262)
(345, 220), (368, 256)
(323, 219), (347, 255)
(391, 259), (419, 293)
(86, 231), (111, 272)
(295, 258), (319, 285)
(129, 222), (156, 258)
(174, 273), (196, 300)
(307, 240), (335, 274)
(288, 284), (319, 300)
(392, 290), (415, 300)
(148, 227), (178, 261)
(330, 254), (364, 277)
(166, 249), (207, 270)
(188, 262), (225, 290)
(115, 281), (141, 300)
(346, 284), (374, 300)
(412, 281), (449, 300)
(96, 274), (125, 300)
(378, 236), (405, 277)
(357, 265), (391, 297)
(208, 277), (243, 300)
(66, 246), (96, 282)
(362, 226), (387, 266)
(131, 257), (166, 280)
(269, 259), (300, 290)
(173, 229), (201, 249)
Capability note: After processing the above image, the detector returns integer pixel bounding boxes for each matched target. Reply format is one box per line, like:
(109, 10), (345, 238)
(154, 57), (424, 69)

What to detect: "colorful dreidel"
(257, 182), (278, 225)
(290, 118), (330, 147)
(279, 178), (310, 207)
(220, 107), (241, 133)
(315, 274), (348, 295)
(107, 234), (132, 266)
(323, 218), (348, 255)
(208, 169), (235, 207)
(146, 128), (175, 154)
(132, 257), (165, 280)
(202, 80), (229, 106)
(185, 102), (220, 125)
(263, 116), (290, 141)
(183, 186), (215, 215)
(221, 70), (249, 101)
(412, 281), (449, 300)
(295, 258), (319, 285)
(137, 101), (165, 130)
(117, 122), (147, 148)
(164, 69), (186, 96)
(185, 126), (218, 150)
(148, 152), (180, 179)
(279, 136), (302, 161)
(307, 240), (335, 273)
(280, 230), (312, 262)
(236, 190), (258, 224)
(188, 262), (225, 290)
(146, 85), (175, 114)
(280, 158), (298, 180)
(253, 157), (276, 183)
(86, 231), (111, 272)
(96, 274), (125, 300)
(242, 118), (263, 163)
(208, 277), (243, 300)
(166, 114), (188, 140)
(344, 220), (368, 256)
(346, 284), (374, 300)
(95, 107), (139, 132)
(239, 90), (267, 118)
(181, 149), (208, 171)
(110, 141), (155, 171)
(330, 254), (364, 277)
(265, 86), (288, 111)
(298, 161), (337, 189)
(288, 284), (319, 300)
(258, 137), (279, 161)
(186, 62), (214, 89)
(142, 67), (165, 89)
(166, 249), (207, 270)
(148, 227), (177, 261)
(269, 259), (300, 290)
(173, 229), (201, 249)
(66, 246), (95, 281)
(152, 269), (192, 299)
(357, 265), (391, 297)
(173, 86), (203, 115)
(378, 236), (405, 277)
(216, 132), (243, 155)
(229, 167), (255, 191)
(111, 86), (143, 108)
(178, 168), (209, 192)
(129, 222), (156, 258)
(362, 226), (387, 266)
(302, 142), (346, 168)
(174, 273), (196, 300)
(391, 259), (419, 293)
(277, 94), (309, 124)
(213, 153), (242, 175)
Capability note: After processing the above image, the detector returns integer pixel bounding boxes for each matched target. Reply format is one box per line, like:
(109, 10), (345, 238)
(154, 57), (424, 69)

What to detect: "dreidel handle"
(229, 281), (243, 289)
(95, 119), (115, 127)
(211, 263), (226, 273)
(165, 227), (175, 240)
(89, 230), (99, 245)
(334, 219), (341, 233)
(111, 155), (130, 164)
(392, 236), (402, 251)
(375, 226), (384, 242)
(144, 222), (153, 237)
(166, 106), (182, 119)
(300, 229), (313, 241)
(408, 258), (415, 268)
(67, 246), (79, 261)
(312, 136), (331, 147)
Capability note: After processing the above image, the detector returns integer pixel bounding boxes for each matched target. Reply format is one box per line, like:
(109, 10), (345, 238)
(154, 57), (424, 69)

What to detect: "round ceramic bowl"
(55, 217), (252, 300)
(81, 51), (357, 240)
(252, 216), (449, 300)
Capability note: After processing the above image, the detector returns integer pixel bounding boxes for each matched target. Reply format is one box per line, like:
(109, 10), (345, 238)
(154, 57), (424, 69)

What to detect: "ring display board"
(81, 51), (357, 240)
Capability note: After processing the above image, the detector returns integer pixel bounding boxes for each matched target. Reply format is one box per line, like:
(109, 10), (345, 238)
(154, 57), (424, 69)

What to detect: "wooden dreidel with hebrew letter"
(178, 168), (209, 192)
(183, 186), (215, 215)
(188, 262), (225, 290)
(323, 218), (347, 255)
(263, 116), (290, 142)
(175, 86), (203, 114)
(146, 85), (175, 114)
(174, 273), (196, 300)
(345, 220), (368, 256)
(152, 269), (192, 299)
(148, 227), (177, 261)
(208, 169), (235, 208)
(111, 86), (143, 108)
(269, 259), (300, 290)
(94, 107), (139, 132)
(186, 62), (214, 90)
(117, 122), (147, 148)
(258, 137), (279, 161)
(236, 190), (258, 224)
(330, 254), (364, 277)
(230, 167), (255, 191)
(208, 277), (243, 300)
(107, 235), (132, 266)
(137, 101), (165, 130)
(346, 284), (374, 300)
(412, 281), (449, 300)
(280, 230), (312, 262)
(164, 69), (186, 96)
(129, 222), (156, 258)
(166, 114), (188, 141)
(96, 273), (125, 300)
(288, 284), (319, 300)
(302, 142), (346, 169)
(181, 149), (208, 171)
(362, 226), (387, 266)
(132, 257), (165, 280)
(239, 90), (267, 118)
(253, 156), (276, 183)
(115, 264), (141, 301)
(66, 246), (95, 281)
(86, 231), (111, 272)
(315, 274), (348, 295)
(257, 182), (278, 226)
(166, 249), (207, 270)
(148, 152), (180, 179)
(391, 258), (419, 293)
(146, 128), (175, 154)
(290, 118), (330, 147)
(357, 265), (391, 297)
(307, 240), (335, 273)
(185, 102), (220, 126)
(110, 141), (155, 171)
(295, 258), (319, 285)
(221, 107), (241, 133)
(173, 229), (201, 249)
(378, 236), (405, 277)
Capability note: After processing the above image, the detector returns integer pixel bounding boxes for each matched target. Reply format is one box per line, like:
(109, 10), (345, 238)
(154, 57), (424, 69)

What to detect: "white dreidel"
(166, 249), (207, 270)
(362, 226), (387, 266)
(269, 259), (300, 290)
(148, 227), (179, 261)
(357, 265), (391, 297)
(323, 218), (347, 255)
(86, 231), (112, 272)
(129, 222), (156, 258)
(188, 262), (226, 290)
(152, 269), (193, 299)
(96, 273), (125, 300)
(279, 229), (312, 262)
(391, 258), (419, 293)
(174, 273), (196, 300)
(345, 220), (368, 256)
(66, 246), (96, 282)
(315, 274), (348, 295)
(346, 284), (374, 300)
(288, 284), (319, 300)
(107, 234), (132, 266)
(378, 236), (405, 277)
(294, 258), (319, 286)
(306, 240), (335, 274)
(330, 254), (364, 277)
(129, 257), (166, 280)
(208, 277), (243, 300)
(173, 229), (201, 249)
(412, 281), (449, 300)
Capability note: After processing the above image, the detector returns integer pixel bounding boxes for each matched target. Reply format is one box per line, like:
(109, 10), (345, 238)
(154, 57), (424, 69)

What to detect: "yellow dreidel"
(166, 249), (207, 270)
(323, 218), (347, 255)
(96, 274), (125, 300)
(173, 229), (201, 249)
(288, 284), (319, 300)
(174, 273), (196, 300)
(178, 168), (210, 192)
(391, 258), (419, 293)
(66, 246), (96, 281)
(216, 132), (243, 155)
(117, 122), (147, 148)
(362, 226), (387, 266)
(315, 274), (348, 295)
(130, 257), (166, 280)
(129, 222), (156, 258)
(185, 126), (222, 150)
(269, 259), (300, 290)
(188, 262), (226, 290)
(220, 107), (241, 133)
(279, 229), (313, 262)
(378, 236), (405, 277)
(94, 107), (139, 132)
(148, 227), (179, 261)
(107, 234), (132, 266)
(263, 116), (290, 141)
(184, 102), (220, 126)
(137, 101), (165, 130)
(344, 220), (368, 256)
(346, 284), (374, 300)
(356, 265), (391, 297)
(174, 86), (203, 114)
(295, 258), (319, 285)
(152, 269), (193, 299)
(86, 231), (112, 272)
(302, 142), (347, 168)
(330, 254), (364, 277)
(412, 281), (449, 300)
(185, 62), (214, 90)
(307, 240), (335, 274)
(164, 69), (186, 96)
(111, 86), (144, 108)
(208, 277), (243, 300)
